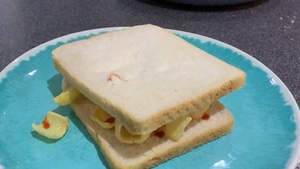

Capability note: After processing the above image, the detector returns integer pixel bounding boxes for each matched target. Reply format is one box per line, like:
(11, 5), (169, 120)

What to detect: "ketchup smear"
(201, 113), (210, 120)
(154, 130), (165, 138)
(107, 74), (125, 82)
(105, 117), (115, 124)
(42, 118), (50, 129)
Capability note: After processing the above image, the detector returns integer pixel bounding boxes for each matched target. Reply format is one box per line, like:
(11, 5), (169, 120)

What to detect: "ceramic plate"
(0, 27), (299, 169)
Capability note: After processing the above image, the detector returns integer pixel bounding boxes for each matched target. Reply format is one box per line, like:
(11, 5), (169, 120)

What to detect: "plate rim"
(0, 26), (299, 169)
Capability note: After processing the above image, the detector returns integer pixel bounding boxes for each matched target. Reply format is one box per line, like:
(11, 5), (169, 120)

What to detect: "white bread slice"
(68, 92), (234, 169)
(53, 24), (245, 134)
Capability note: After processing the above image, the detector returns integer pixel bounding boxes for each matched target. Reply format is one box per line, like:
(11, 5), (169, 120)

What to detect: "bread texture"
(69, 92), (234, 169)
(63, 78), (234, 169)
(53, 24), (245, 134)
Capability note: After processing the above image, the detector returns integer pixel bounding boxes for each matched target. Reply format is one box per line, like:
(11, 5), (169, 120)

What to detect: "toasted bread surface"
(53, 24), (244, 134)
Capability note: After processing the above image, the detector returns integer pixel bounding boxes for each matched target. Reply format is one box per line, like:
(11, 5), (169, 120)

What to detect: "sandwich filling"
(55, 78), (211, 144)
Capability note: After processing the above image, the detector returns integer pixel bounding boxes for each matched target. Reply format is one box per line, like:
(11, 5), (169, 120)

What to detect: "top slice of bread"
(52, 24), (245, 134)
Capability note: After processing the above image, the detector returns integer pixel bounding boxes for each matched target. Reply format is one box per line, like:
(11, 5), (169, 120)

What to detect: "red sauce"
(201, 113), (210, 120)
(105, 117), (115, 124)
(154, 130), (165, 138)
(42, 118), (50, 129)
(107, 74), (125, 82)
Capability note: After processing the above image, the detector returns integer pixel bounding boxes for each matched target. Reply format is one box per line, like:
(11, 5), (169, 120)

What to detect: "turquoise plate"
(0, 27), (299, 169)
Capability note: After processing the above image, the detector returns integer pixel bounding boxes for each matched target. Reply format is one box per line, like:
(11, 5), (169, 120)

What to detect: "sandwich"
(52, 24), (246, 169)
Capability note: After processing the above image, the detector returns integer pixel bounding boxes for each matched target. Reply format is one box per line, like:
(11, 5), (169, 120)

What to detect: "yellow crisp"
(115, 120), (151, 144)
(189, 104), (210, 120)
(32, 111), (69, 139)
(165, 116), (192, 141)
(91, 106), (115, 129)
(54, 87), (80, 106)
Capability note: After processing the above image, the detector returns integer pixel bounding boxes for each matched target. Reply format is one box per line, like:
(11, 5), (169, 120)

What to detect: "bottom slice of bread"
(69, 94), (234, 169)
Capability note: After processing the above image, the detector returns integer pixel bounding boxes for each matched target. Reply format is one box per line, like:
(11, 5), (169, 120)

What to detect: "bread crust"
(69, 93), (234, 169)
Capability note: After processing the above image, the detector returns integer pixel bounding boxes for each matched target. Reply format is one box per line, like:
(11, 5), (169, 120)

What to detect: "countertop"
(0, 0), (299, 103)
